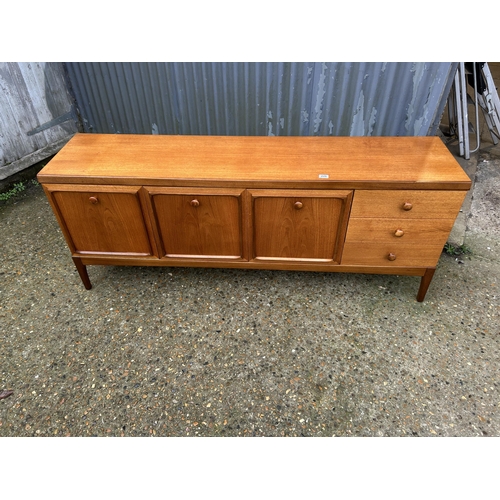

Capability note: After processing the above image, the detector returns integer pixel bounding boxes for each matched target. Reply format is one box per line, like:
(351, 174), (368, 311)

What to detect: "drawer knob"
(388, 253), (397, 261)
(89, 196), (98, 204)
(394, 229), (404, 237)
(294, 201), (303, 209)
(190, 199), (200, 207)
(402, 202), (413, 211)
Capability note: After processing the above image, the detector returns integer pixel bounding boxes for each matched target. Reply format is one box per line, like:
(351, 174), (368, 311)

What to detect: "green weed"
(443, 242), (472, 256)
(0, 182), (26, 201)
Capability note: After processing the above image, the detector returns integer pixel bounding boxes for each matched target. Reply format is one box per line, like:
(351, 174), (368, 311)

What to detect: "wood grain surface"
(38, 134), (472, 190)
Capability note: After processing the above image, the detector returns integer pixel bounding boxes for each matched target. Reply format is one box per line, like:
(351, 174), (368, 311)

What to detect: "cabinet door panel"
(250, 190), (352, 263)
(47, 185), (153, 255)
(146, 188), (245, 259)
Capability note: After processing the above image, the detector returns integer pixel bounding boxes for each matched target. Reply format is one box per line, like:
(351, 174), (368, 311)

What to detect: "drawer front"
(47, 185), (154, 256)
(344, 218), (456, 246)
(350, 190), (467, 219)
(145, 187), (245, 259)
(341, 242), (444, 267)
(249, 189), (353, 263)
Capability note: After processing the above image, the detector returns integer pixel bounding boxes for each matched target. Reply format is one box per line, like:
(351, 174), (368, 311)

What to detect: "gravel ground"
(1, 151), (499, 438)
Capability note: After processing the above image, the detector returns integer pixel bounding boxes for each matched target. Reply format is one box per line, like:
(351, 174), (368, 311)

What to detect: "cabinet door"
(145, 187), (246, 259)
(249, 189), (353, 263)
(44, 185), (154, 256)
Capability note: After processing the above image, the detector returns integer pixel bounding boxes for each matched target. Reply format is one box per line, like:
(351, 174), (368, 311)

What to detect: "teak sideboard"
(37, 134), (471, 302)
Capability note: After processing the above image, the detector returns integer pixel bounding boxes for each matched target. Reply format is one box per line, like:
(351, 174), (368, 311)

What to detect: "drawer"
(341, 242), (444, 267)
(350, 190), (467, 218)
(344, 218), (456, 245)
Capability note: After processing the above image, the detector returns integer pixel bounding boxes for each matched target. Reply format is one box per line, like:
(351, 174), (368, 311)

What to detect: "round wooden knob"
(89, 196), (98, 204)
(402, 202), (413, 211)
(190, 199), (200, 207)
(394, 229), (404, 237)
(388, 253), (397, 261)
(294, 201), (303, 209)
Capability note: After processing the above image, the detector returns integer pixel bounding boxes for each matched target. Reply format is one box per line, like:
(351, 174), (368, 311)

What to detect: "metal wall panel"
(65, 62), (457, 138)
(0, 62), (79, 180)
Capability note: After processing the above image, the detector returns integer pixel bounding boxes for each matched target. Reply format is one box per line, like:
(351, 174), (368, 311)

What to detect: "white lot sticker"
(319, 174), (329, 179)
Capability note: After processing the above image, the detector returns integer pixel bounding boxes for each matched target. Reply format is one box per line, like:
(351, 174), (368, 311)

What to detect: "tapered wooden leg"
(416, 267), (436, 302)
(72, 257), (92, 290)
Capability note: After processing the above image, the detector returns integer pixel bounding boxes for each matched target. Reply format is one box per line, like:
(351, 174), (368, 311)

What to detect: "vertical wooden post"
(72, 257), (92, 290)
(416, 267), (436, 302)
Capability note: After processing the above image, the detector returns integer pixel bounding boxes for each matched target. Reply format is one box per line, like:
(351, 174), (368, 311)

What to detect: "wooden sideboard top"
(38, 133), (472, 190)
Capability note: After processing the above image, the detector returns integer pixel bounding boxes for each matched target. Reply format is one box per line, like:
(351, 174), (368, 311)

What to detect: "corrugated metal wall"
(0, 62), (79, 180)
(65, 62), (457, 137)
